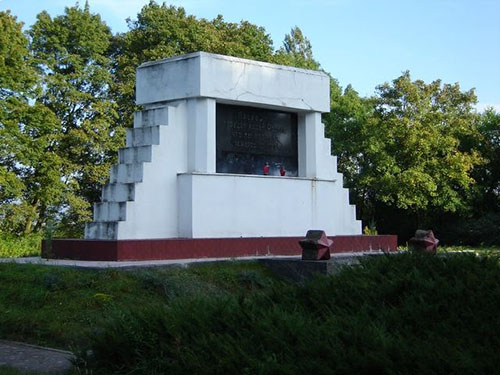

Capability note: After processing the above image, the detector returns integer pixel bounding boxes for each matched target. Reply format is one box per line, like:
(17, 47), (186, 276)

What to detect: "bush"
(439, 212), (500, 246)
(0, 233), (42, 258)
(85, 253), (500, 374)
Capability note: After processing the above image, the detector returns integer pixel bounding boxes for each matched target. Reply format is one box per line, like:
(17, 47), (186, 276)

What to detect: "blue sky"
(2, 0), (499, 111)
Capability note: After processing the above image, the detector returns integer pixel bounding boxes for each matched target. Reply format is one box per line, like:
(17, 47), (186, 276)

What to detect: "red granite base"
(41, 235), (397, 261)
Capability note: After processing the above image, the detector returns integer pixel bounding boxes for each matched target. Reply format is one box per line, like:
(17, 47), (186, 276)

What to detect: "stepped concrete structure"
(44, 52), (397, 261)
(84, 52), (361, 241)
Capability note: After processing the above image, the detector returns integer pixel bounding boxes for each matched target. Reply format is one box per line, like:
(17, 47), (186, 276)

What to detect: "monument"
(44, 52), (396, 261)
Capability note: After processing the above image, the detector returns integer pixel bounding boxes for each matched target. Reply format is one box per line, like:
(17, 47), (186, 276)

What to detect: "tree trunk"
(24, 199), (39, 235)
(24, 217), (33, 235)
(33, 204), (46, 232)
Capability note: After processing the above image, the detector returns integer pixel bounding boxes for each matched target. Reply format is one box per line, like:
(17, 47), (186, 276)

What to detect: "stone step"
(93, 202), (127, 222)
(323, 137), (331, 154)
(126, 126), (160, 147)
(350, 204), (358, 223)
(118, 145), (152, 164)
(329, 155), (338, 171)
(133, 105), (171, 128)
(109, 163), (144, 184)
(101, 183), (135, 202)
(84, 221), (118, 240)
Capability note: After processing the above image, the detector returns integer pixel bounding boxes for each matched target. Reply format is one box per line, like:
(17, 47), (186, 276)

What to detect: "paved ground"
(0, 251), (388, 269)
(0, 254), (301, 269)
(0, 340), (74, 374)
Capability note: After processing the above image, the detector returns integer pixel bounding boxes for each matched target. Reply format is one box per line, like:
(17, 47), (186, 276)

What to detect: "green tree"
(112, 1), (276, 127)
(26, 2), (122, 235)
(274, 26), (320, 70)
(324, 81), (375, 220)
(2, 2), (323, 236)
(475, 108), (500, 210)
(0, 11), (63, 234)
(112, 2), (321, 127)
(326, 72), (483, 232)
(435, 108), (500, 246)
(0, 10), (33, 209)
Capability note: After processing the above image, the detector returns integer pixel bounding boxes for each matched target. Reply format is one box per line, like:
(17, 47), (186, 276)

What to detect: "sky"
(2, 0), (499, 111)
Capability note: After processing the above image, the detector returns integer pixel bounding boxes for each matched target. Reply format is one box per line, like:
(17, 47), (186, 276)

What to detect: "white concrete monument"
(85, 52), (361, 240)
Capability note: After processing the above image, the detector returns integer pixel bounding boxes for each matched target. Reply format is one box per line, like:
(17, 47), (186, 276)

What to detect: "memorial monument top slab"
(136, 51), (330, 112)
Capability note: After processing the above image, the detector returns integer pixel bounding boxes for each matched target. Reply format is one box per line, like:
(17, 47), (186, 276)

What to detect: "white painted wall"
(85, 52), (361, 240)
(178, 173), (360, 238)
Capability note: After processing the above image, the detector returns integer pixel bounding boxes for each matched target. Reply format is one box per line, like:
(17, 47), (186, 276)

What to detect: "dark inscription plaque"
(216, 104), (298, 176)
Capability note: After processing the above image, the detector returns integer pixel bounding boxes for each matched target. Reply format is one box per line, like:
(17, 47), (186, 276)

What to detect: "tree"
(475, 108), (500, 210)
(112, 1), (276, 127)
(112, 2), (322, 127)
(324, 81), (376, 220)
(326, 72), (483, 235)
(26, 2), (122, 235)
(274, 26), (320, 70)
(0, 10), (34, 211)
(0, 11), (64, 234)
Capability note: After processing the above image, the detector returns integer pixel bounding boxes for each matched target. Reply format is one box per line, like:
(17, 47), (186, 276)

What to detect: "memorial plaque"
(216, 104), (298, 176)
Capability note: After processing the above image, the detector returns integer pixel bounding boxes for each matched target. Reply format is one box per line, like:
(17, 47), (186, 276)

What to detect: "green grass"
(1, 254), (499, 374)
(439, 245), (500, 256)
(83, 252), (500, 374)
(398, 244), (500, 256)
(0, 261), (274, 350)
(0, 234), (41, 258)
(0, 367), (26, 375)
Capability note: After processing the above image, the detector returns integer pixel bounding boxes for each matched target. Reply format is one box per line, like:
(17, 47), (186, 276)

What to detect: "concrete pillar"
(187, 98), (216, 173)
(298, 112), (324, 178)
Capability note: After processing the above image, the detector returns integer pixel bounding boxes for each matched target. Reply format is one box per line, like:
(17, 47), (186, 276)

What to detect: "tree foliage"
(326, 72), (483, 231)
(0, 1), (319, 236)
(111, 2), (318, 128)
(1, 2), (497, 245)
(0, 11), (63, 234)
(474, 108), (500, 210)
(274, 26), (320, 70)
(1, 4), (124, 236)
(111, 2), (276, 127)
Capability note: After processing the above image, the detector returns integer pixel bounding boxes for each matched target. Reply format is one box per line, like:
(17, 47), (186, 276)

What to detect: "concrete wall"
(136, 52), (330, 112)
(178, 173), (359, 238)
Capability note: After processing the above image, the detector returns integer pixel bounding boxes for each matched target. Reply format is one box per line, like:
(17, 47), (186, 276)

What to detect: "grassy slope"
(0, 254), (499, 374)
(0, 261), (273, 349)
(85, 253), (500, 375)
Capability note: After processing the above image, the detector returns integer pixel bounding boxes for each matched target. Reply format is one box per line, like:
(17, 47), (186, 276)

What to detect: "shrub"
(439, 212), (500, 246)
(0, 233), (42, 258)
(85, 253), (500, 374)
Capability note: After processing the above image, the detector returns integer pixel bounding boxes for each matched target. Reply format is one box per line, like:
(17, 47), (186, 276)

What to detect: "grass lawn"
(0, 260), (271, 350)
(0, 252), (499, 374)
